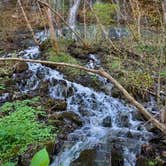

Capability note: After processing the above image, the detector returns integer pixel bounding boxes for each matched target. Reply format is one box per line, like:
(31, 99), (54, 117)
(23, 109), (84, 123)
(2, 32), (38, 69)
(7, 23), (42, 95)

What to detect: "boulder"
(59, 111), (83, 126)
(111, 145), (124, 166)
(14, 62), (28, 73)
(117, 112), (130, 127)
(102, 116), (112, 127)
(71, 149), (96, 166)
(45, 98), (67, 111)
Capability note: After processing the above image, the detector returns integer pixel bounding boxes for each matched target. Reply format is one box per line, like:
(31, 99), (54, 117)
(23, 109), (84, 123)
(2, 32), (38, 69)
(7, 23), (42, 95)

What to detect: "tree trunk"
(162, 0), (166, 25)
(46, 0), (59, 51)
(17, 0), (39, 45)
(161, 106), (166, 124)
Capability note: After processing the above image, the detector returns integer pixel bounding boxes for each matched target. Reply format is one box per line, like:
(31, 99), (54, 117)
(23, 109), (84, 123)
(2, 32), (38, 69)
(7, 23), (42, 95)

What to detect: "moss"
(47, 49), (83, 77)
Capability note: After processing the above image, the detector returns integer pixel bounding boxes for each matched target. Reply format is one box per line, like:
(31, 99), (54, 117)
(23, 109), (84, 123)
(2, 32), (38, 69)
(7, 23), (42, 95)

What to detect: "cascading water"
(68, 0), (81, 30)
(13, 46), (153, 166)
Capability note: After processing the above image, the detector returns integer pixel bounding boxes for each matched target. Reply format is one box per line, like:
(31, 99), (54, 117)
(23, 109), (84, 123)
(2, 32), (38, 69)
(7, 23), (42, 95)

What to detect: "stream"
(10, 44), (153, 166)
(0, 1), (157, 165)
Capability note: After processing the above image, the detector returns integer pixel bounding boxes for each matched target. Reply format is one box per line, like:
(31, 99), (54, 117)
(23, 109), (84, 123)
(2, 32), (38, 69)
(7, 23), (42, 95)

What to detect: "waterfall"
(12, 45), (153, 166)
(68, 0), (81, 30)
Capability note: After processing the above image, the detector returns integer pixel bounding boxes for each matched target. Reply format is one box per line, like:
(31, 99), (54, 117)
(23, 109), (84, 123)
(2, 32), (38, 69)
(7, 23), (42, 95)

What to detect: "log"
(1, 57), (166, 134)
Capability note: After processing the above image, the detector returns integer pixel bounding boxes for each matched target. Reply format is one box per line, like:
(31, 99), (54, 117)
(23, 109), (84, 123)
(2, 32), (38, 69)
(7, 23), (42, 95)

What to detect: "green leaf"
(30, 148), (50, 166)
(2, 162), (15, 166)
(160, 71), (166, 77)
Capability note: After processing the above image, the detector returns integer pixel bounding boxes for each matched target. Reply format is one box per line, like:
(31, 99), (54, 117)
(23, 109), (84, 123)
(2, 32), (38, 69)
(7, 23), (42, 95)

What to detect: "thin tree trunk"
(46, 0), (59, 51)
(17, 0), (39, 45)
(162, 0), (166, 25)
(161, 106), (166, 124)
(1, 57), (166, 134)
(37, 0), (86, 46)
(85, 0), (120, 53)
(83, 0), (87, 40)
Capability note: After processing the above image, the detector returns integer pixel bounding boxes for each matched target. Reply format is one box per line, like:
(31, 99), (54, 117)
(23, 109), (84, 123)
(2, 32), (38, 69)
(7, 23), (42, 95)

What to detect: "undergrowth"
(0, 98), (54, 163)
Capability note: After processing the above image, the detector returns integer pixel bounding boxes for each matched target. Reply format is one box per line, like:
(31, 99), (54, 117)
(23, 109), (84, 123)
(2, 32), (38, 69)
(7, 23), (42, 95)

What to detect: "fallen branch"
(1, 57), (166, 134)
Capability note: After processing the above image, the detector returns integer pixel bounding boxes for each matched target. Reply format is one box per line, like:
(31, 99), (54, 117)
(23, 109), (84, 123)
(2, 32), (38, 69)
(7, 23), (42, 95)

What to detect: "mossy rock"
(46, 49), (82, 78)
(59, 111), (83, 126)
(39, 39), (52, 51)
(71, 149), (96, 166)
(14, 62), (28, 73)
(44, 98), (67, 111)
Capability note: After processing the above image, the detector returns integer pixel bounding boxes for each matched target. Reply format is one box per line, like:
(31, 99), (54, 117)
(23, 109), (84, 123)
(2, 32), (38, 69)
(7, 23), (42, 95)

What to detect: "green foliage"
(49, 51), (78, 64)
(135, 43), (158, 55)
(148, 160), (158, 166)
(160, 71), (166, 77)
(110, 60), (121, 70)
(121, 71), (154, 96)
(30, 148), (50, 166)
(0, 84), (5, 90)
(0, 97), (40, 114)
(0, 98), (54, 162)
(88, 2), (117, 25)
(2, 162), (16, 166)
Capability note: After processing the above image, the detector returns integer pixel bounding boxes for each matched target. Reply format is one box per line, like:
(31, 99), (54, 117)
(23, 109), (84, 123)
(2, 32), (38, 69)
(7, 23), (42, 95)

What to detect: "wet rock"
(43, 98), (67, 111)
(36, 67), (48, 79)
(0, 93), (10, 104)
(59, 111), (83, 126)
(54, 140), (64, 155)
(111, 88), (122, 98)
(136, 156), (149, 166)
(39, 39), (52, 51)
(111, 145), (124, 166)
(109, 27), (129, 40)
(117, 112), (130, 127)
(39, 81), (49, 97)
(50, 99), (67, 111)
(71, 149), (96, 166)
(140, 144), (155, 159)
(79, 107), (94, 117)
(68, 45), (90, 59)
(102, 116), (112, 127)
(67, 87), (75, 97)
(74, 75), (103, 92)
(14, 62), (28, 73)
(14, 70), (33, 82)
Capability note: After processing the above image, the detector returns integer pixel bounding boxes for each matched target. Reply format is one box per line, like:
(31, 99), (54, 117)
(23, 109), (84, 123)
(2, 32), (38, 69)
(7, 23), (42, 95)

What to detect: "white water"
(68, 0), (81, 30)
(13, 46), (153, 166)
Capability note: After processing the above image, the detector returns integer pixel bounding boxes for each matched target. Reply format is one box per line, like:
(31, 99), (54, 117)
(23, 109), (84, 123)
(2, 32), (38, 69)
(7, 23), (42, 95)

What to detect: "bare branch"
(1, 57), (166, 134)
